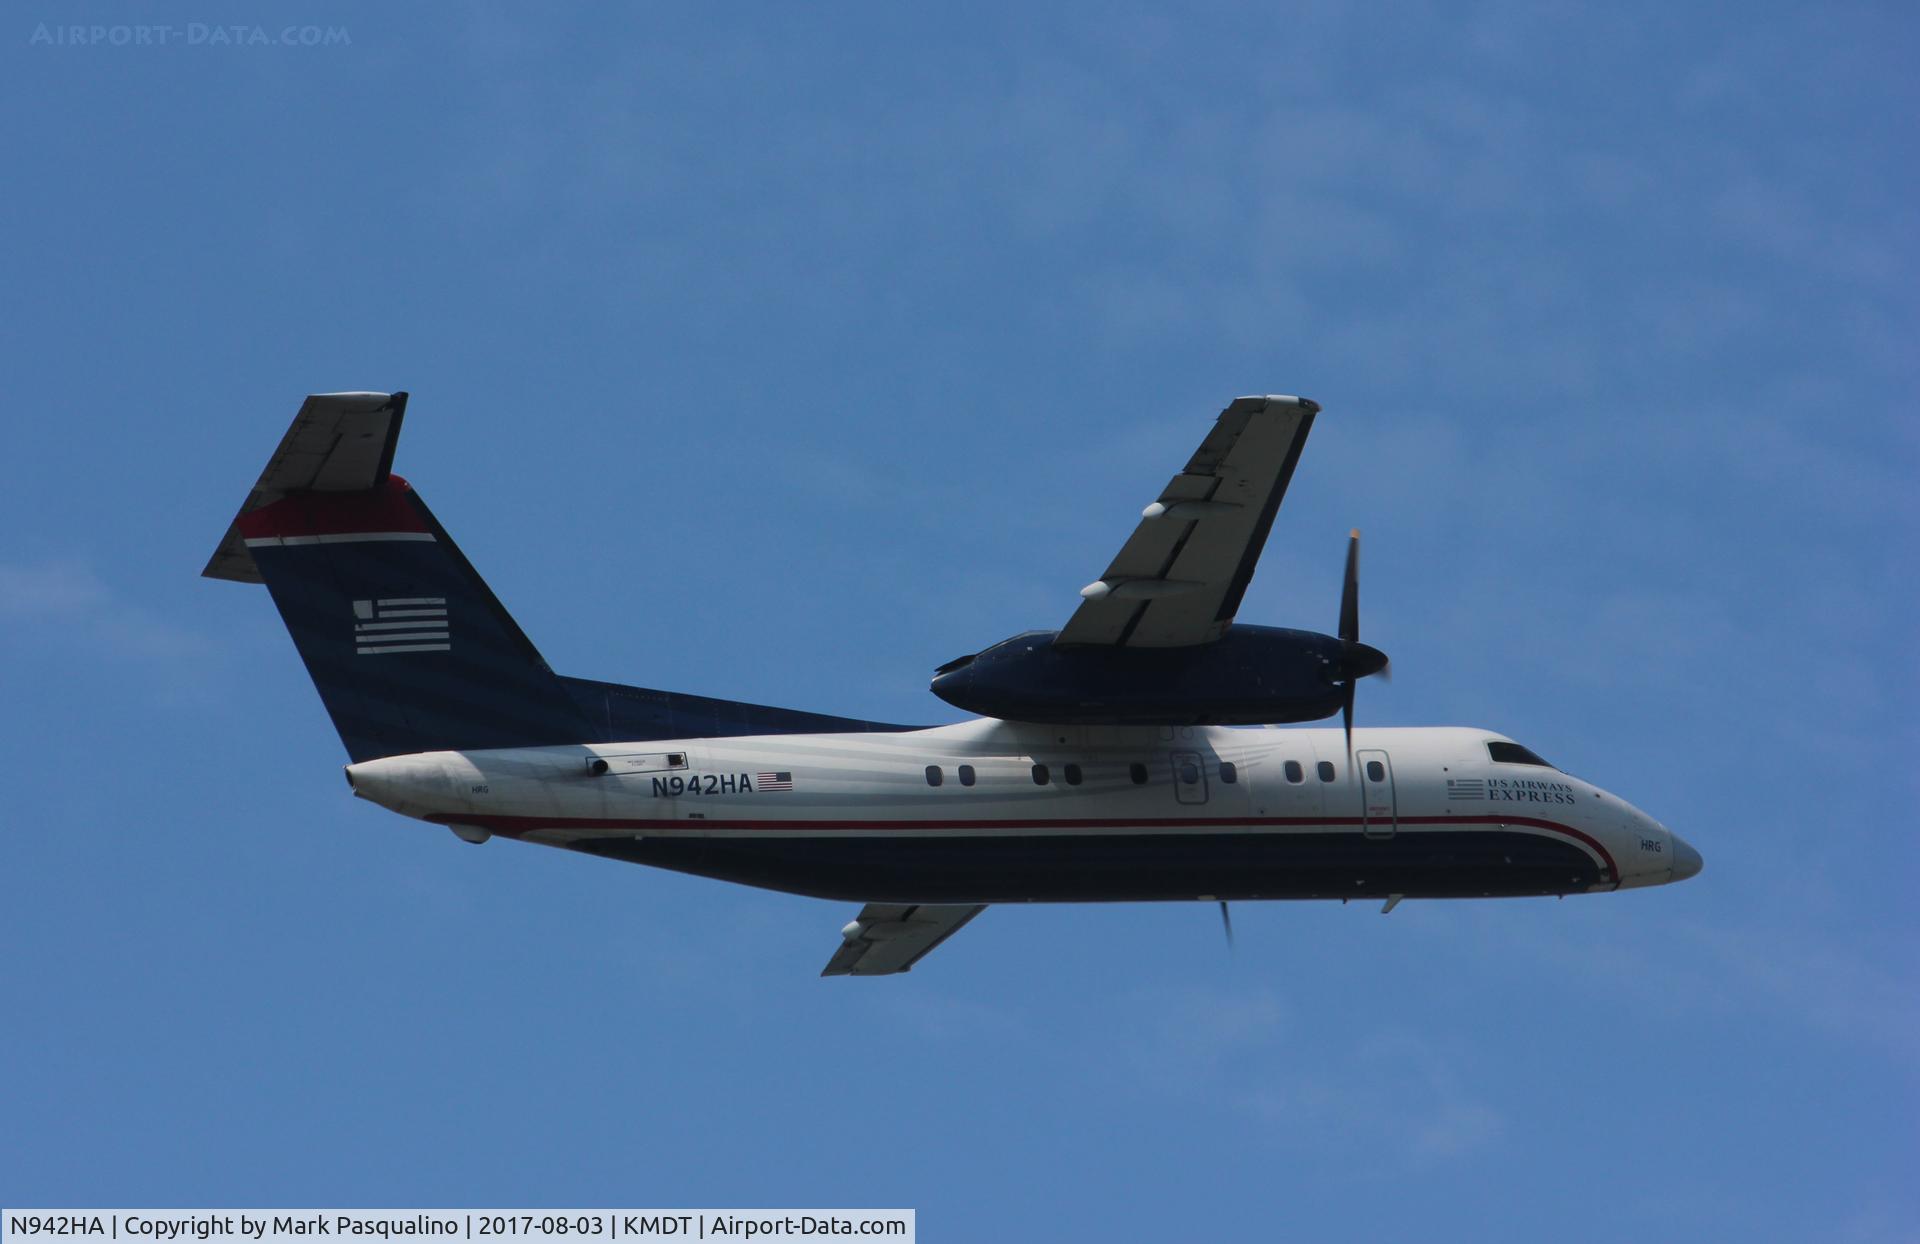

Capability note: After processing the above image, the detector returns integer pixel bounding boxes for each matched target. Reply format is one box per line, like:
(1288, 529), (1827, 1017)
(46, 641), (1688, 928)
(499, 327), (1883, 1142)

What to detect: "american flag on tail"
(353, 597), (449, 655)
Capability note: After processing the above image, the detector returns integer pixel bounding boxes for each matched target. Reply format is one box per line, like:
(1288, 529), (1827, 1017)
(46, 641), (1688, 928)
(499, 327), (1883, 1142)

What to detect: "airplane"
(204, 391), (1701, 976)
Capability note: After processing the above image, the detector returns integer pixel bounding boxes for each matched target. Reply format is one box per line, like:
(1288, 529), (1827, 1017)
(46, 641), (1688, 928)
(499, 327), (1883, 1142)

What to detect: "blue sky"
(2, 2), (1914, 1239)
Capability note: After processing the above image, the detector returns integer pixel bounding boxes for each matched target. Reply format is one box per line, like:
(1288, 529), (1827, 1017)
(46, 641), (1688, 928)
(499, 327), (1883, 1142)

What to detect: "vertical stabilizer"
(206, 392), (592, 761)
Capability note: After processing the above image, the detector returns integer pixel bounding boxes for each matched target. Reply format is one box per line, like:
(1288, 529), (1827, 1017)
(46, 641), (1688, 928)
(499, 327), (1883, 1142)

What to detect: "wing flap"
(1059, 394), (1318, 647)
(821, 903), (985, 977)
(202, 391), (408, 583)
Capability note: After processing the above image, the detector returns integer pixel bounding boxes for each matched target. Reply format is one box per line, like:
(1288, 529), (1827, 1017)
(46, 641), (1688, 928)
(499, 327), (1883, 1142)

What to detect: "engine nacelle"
(929, 625), (1386, 726)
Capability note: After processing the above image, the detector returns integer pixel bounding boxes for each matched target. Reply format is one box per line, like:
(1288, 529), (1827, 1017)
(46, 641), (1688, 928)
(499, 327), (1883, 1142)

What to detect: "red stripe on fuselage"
(236, 475), (427, 538)
(429, 812), (1619, 879)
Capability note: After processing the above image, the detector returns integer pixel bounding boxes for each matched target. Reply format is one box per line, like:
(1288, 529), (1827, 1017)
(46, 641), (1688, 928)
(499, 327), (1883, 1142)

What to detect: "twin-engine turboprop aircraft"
(205, 392), (1700, 976)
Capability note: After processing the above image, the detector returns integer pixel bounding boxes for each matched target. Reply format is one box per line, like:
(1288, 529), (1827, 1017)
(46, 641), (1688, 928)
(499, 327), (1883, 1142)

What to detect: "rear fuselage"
(346, 722), (1694, 904)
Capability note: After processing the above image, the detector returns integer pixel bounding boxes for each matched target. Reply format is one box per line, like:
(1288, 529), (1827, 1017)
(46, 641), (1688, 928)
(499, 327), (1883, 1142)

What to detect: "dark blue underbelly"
(568, 829), (1603, 903)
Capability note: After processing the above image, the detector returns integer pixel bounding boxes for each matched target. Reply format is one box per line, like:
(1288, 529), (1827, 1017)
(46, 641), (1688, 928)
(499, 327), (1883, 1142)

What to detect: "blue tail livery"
(204, 391), (902, 763)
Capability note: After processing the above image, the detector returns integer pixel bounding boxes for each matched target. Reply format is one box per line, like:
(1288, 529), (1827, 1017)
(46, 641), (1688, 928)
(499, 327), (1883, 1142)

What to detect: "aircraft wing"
(1057, 394), (1319, 647)
(202, 391), (408, 584)
(821, 903), (986, 977)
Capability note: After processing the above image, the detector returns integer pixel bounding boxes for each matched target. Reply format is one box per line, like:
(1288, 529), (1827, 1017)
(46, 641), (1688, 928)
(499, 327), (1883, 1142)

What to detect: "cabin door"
(1170, 751), (1210, 805)
(1356, 748), (1398, 839)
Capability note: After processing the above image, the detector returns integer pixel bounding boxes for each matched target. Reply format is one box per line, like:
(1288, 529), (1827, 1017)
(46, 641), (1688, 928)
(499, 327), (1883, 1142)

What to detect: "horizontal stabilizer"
(203, 391), (407, 583)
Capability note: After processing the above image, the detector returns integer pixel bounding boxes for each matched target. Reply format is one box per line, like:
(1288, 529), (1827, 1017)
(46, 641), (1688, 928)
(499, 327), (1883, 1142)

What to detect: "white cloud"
(1689, 923), (1920, 1063)
(1113, 983), (1506, 1165)
(1497, 911), (1919, 1068)
(0, 562), (112, 619)
(1240, 1025), (1509, 1167)
(0, 560), (209, 666)
(875, 989), (1029, 1044)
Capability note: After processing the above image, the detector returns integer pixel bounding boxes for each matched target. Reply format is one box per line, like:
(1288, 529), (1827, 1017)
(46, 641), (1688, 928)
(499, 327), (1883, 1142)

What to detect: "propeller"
(1219, 900), (1234, 950)
(1330, 529), (1390, 757)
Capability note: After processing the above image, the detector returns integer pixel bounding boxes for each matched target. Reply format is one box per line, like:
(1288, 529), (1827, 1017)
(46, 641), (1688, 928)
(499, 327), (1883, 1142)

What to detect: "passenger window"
(1284, 760), (1303, 784)
(1366, 760), (1385, 782)
(1317, 761), (1336, 782)
(958, 764), (976, 787)
(1064, 763), (1083, 786)
(925, 765), (943, 787)
(1179, 760), (1201, 784)
(1032, 763), (1050, 785)
(1220, 762), (1237, 784)
(1129, 763), (1148, 785)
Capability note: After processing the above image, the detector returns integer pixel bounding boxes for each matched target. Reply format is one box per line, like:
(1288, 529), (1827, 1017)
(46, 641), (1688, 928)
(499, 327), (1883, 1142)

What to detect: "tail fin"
(205, 392), (592, 762)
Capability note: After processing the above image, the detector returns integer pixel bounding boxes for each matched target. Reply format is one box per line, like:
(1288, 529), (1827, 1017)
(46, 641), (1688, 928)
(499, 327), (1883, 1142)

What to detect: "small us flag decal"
(755, 771), (794, 791)
(353, 597), (450, 655)
(1446, 779), (1486, 801)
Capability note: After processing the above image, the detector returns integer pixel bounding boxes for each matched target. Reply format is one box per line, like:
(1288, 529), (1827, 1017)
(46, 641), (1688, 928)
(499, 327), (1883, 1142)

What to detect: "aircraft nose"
(1668, 833), (1704, 883)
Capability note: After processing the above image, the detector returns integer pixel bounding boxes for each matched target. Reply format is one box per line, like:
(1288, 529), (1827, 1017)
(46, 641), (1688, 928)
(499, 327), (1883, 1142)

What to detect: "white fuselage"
(346, 721), (1698, 904)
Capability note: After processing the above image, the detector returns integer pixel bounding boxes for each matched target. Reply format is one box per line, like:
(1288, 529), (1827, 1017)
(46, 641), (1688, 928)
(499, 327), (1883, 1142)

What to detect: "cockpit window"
(1487, 741), (1555, 768)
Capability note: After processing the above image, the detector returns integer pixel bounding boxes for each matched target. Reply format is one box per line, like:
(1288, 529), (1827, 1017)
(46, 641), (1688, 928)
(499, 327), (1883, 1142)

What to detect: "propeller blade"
(1342, 682), (1355, 757)
(1338, 529), (1361, 643)
(1219, 900), (1235, 950)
